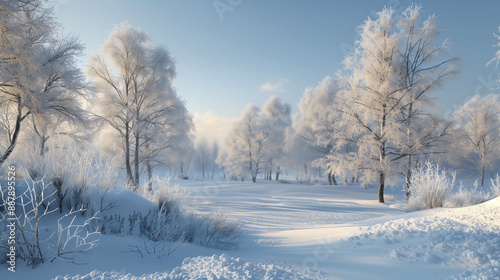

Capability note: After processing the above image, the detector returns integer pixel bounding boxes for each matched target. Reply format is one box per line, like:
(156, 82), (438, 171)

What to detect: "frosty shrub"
(1, 175), (99, 268)
(194, 211), (241, 250)
(153, 178), (186, 215)
(46, 148), (83, 214)
(67, 152), (95, 214)
(407, 161), (454, 211)
(13, 145), (119, 214)
(491, 174), (500, 197)
(137, 176), (241, 251)
(445, 181), (489, 208)
(141, 206), (186, 258)
(94, 155), (119, 212)
(11, 149), (46, 180)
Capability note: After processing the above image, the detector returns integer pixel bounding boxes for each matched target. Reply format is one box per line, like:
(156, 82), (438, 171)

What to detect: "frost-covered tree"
(196, 138), (210, 178)
(394, 4), (459, 197)
(219, 104), (271, 182)
(141, 98), (193, 188)
(285, 124), (316, 183)
(209, 141), (220, 178)
(30, 35), (90, 156)
(195, 138), (222, 179)
(334, 5), (458, 202)
(0, 0), (88, 165)
(449, 94), (500, 186)
(335, 8), (405, 202)
(290, 77), (342, 184)
(88, 24), (191, 190)
(262, 96), (291, 180)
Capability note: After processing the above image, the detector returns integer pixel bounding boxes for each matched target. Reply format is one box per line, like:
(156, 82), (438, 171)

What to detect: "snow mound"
(343, 200), (500, 272)
(54, 254), (326, 280)
(450, 262), (500, 280)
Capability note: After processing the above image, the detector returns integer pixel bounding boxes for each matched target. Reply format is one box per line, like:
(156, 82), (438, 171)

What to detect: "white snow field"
(6, 179), (500, 280)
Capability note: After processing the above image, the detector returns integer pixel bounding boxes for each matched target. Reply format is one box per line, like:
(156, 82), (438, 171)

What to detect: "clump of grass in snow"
(407, 161), (493, 212)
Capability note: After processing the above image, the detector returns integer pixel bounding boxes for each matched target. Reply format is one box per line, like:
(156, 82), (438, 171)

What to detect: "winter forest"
(1, 0), (500, 279)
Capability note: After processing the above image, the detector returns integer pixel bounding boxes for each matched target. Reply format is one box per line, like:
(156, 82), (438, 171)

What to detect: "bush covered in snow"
(491, 174), (500, 198)
(8, 146), (119, 214)
(192, 211), (242, 249)
(407, 161), (454, 210)
(92, 176), (241, 257)
(407, 161), (492, 211)
(445, 181), (489, 208)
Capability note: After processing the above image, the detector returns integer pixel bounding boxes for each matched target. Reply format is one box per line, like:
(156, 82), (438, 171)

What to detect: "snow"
(4, 179), (500, 279)
(54, 254), (326, 280)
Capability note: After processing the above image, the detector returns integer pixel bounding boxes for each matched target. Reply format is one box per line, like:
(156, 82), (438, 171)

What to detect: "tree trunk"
(275, 168), (280, 181)
(147, 161), (153, 192)
(379, 106), (387, 203)
(406, 153), (412, 199)
(125, 122), (134, 189)
(481, 162), (485, 187)
(33, 121), (49, 157)
(331, 172), (337, 185)
(328, 173), (332, 185)
(405, 101), (413, 200)
(0, 96), (23, 167)
(39, 136), (47, 157)
(133, 133), (140, 191)
(379, 171), (385, 203)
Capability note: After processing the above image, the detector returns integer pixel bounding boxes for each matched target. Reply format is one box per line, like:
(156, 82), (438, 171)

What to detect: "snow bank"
(54, 254), (326, 280)
(341, 198), (500, 278)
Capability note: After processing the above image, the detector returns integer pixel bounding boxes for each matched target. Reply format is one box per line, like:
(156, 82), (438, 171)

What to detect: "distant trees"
(0, 0), (88, 165)
(218, 97), (290, 182)
(88, 24), (192, 190)
(194, 138), (220, 179)
(288, 77), (341, 185)
(262, 96), (291, 180)
(218, 104), (270, 182)
(449, 94), (500, 186)
(196, 138), (210, 178)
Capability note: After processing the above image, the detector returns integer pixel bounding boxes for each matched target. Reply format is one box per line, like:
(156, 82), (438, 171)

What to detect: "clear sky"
(54, 0), (500, 142)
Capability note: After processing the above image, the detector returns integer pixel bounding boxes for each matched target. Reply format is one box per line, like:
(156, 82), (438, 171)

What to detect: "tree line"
(217, 5), (500, 203)
(0, 1), (499, 203)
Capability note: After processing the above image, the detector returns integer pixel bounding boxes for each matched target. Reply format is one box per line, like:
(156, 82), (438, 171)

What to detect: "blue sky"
(55, 0), (499, 141)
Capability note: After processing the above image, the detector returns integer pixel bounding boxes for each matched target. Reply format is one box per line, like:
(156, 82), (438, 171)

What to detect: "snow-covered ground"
(5, 179), (500, 279)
